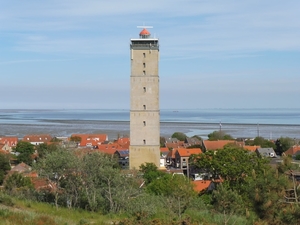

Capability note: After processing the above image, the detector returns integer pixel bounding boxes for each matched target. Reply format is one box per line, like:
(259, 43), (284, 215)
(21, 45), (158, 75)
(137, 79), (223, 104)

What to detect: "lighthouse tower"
(129, 28), (160, 169)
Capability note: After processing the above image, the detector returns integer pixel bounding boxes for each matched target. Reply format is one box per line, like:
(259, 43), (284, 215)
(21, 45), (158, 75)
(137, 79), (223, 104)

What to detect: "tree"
(252, 137), (275, 149)
(208, 131), (233, 141)
(275, 137), (294, 154)
(70, 136), (81, 146)
(4, 172), (33, 194)
(34, 148), (78, 209)
(146, 173), (196, 218)
(140, 162), (165, 184)
(171, 132), (187, 141)
(0, 153), (11, 185)
(191, 145), (268, 186)
(36, 143), (59, 160)
(14, 141), (35, 166)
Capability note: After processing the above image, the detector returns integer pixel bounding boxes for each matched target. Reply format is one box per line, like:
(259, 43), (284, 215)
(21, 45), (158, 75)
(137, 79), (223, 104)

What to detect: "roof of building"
(23, 134), (52, 143)
(72, 134), (108, 147)
(176, 148), (202, 157)
(193, 180), (212, 193)
(0, 136), (18, 147)
(203, 140), (236, 151)
(243, 145), (260, 152)
(139, 28), (150, 36)
(285, 145), (300, 156)
(256, 148), (277, 158)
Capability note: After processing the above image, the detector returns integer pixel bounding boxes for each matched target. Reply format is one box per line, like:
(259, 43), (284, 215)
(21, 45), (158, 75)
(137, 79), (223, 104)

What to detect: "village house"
(165, 138), (185, 149)
(0, 136), (18, 152)
(174, 148), (202, 170)
(256, 147), (277, 158)
(71, 134), (108, 148)
(285, 145), (300, 158)
(22, 134), (52, 145)
(201, 140), (236, 152)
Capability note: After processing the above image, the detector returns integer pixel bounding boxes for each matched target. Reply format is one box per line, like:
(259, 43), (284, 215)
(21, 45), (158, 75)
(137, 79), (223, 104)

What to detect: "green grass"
(0, 195), (117, 225)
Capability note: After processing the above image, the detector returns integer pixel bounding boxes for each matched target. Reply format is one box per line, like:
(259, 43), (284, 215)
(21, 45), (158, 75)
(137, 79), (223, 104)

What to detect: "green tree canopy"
(191, 145), (268, 186)
(0, 153), (11, 185)
(14, 141), (35, 166)
(140, 162), (165, 184)
(171, 132), (187, 141)
(207, 131), (233, 141)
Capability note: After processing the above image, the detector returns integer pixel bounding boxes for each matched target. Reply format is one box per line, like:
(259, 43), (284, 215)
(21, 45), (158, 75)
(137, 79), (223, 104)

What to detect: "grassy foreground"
(0, 196), (116, 225)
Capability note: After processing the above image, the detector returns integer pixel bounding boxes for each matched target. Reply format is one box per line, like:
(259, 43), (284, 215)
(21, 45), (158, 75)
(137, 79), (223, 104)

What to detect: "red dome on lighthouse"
(139, 28), (151, 36)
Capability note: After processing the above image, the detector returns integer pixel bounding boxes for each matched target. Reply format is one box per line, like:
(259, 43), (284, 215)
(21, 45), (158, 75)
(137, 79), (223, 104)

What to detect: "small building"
(202, 140), (236, 152)
(114, 150), (129, 169)
(175, 148), (202, 170)
(256, 147), (277, 158)
(23, 134), (52, 145)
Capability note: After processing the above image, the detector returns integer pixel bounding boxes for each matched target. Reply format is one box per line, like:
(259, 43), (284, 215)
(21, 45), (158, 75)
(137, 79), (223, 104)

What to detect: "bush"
(0, 193), (15, 206)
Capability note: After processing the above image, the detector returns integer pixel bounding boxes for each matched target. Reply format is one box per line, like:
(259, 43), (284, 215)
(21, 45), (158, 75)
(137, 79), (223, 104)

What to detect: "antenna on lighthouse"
(137, 25), (153, 29)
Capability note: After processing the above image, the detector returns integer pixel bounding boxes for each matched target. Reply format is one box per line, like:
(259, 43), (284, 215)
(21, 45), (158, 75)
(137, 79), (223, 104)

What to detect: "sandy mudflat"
(1, 119), (300, 140)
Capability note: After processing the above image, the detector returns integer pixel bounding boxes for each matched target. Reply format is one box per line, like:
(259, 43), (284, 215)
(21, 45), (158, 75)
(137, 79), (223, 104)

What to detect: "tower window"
(143, 105), (146, 110)
(143, 63), (146, 68)
(143, 121), (146, 126)
(143, 70), (146, 75)
(143, 139), (146, 144)
(143, 53), (146, 58)
(143, 87), (146, 92)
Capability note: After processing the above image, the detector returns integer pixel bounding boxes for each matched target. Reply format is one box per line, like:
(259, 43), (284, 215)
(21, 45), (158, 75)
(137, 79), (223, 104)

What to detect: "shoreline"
(1, 120), (300, 140)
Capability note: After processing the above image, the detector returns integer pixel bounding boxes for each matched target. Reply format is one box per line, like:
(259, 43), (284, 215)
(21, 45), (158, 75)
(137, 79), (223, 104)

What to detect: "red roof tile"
(203, 140), (236, 151)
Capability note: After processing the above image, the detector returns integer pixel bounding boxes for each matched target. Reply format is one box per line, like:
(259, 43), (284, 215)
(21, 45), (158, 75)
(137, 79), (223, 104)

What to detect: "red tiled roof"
(193, 180), (211, 192)
(23, 134), (52, 143)
(243, 145), (260, 152)
(176, 148), (202, 157)
(203, 140), (236, 151)
(0, 136), (18, 147)
(72, 134), (108, 147)
(285, 145), (300, 156)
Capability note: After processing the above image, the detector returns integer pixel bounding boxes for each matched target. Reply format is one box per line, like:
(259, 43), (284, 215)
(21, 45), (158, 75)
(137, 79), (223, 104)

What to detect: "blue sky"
(0, 0), (299, 109)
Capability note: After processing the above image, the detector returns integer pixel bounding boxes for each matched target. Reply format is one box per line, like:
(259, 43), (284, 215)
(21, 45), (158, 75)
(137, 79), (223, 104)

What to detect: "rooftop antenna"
(137, 25), (153, 29)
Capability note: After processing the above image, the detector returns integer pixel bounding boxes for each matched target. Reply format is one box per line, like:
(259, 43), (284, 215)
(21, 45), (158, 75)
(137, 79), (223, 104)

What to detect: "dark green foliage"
(139, 162), (165, 184)
(191, 145), (268, 186)
(212, 184), (246, 215)
(0, 193), (15, 206)
(36, 143), (59, 160)
(0, 153), (11, 185)
(296, 154), (300, 160)
(14, 141), (35, 166)
(207, 131), (233, 140)
(171, 132), (187, 141)
(4, 172), (33, 193)
(252, 136), (276, 148)
(275, 137), (294, 155)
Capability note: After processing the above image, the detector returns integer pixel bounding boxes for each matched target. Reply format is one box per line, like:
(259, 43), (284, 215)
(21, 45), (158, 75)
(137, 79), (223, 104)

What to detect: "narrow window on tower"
(143, 52), (146, 58)
(143, 105), (146, 110)
(143, 121), (146, 126)
(143, 63), (146, 68)
(143, 87), (146, 92)
(143, 70), (146, 75)
(143, 139), (146, 144)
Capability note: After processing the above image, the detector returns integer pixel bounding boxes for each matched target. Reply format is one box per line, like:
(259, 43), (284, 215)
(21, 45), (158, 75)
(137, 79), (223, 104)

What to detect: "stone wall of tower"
(129, 41), (160, 170)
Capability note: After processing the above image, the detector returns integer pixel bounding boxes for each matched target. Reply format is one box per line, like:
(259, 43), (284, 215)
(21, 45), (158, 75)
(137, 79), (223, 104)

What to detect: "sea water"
(0, 108), (300, 139)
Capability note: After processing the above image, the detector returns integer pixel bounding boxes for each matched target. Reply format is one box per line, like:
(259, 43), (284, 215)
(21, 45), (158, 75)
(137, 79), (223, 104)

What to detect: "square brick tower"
(129, 27), (160, 169)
